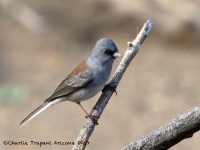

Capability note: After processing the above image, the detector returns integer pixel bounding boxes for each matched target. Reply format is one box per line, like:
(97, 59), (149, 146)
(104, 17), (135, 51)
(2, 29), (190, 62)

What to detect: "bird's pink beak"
(113, 52), (122, 58)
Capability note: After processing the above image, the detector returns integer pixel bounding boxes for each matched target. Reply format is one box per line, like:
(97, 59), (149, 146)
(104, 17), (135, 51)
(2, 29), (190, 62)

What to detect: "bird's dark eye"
(104, 49), (114, 56)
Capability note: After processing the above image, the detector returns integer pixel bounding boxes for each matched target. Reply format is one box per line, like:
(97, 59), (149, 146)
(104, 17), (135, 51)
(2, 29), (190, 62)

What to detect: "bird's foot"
(85, 114), (99, 125)
(102, 82), (117, 95)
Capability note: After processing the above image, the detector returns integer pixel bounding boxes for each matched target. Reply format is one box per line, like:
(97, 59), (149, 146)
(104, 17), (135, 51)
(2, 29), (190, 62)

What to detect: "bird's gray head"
(89, 38), (121, 66)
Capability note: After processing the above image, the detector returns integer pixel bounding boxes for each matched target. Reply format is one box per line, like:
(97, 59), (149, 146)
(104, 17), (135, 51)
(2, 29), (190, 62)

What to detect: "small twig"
(122, 105), (200, 150)
(72, 19), (153, 150)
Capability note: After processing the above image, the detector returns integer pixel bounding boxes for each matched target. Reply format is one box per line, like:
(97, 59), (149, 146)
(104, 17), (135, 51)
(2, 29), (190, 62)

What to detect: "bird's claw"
(102, 83), (117, 95)
(85, 114), (99, 125)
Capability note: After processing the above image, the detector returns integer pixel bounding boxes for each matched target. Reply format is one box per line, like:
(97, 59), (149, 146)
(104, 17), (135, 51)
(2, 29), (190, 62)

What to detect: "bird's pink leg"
(76, 102), (99, 125)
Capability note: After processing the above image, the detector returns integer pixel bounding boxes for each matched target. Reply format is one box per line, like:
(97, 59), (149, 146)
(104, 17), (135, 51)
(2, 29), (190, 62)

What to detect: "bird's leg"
(76, 102), (99, 125)
(102, 82), (117, 95)
(76, 102), (90, 116)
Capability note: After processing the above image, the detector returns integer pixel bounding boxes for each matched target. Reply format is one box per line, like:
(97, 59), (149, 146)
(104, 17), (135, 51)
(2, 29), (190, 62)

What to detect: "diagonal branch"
(122, 105), (200, 150)
(72, 19), (153, 150)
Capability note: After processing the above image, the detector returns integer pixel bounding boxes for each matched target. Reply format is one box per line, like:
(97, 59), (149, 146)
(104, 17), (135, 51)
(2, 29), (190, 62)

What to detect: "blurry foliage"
(0, 86), (28, 104)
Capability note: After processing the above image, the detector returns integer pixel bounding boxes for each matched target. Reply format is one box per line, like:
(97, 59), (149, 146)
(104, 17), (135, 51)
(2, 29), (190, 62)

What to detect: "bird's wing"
(20, 62), (94, 126)
(45, 62), (94, 102)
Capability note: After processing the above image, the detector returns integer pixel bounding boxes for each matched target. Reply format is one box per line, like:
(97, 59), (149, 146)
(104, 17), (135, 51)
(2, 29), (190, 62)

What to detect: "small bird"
(20, 38), (121, 126)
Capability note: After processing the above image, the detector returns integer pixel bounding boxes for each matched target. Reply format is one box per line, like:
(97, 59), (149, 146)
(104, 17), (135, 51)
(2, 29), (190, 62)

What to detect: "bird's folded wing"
(45, 68), (94, 102)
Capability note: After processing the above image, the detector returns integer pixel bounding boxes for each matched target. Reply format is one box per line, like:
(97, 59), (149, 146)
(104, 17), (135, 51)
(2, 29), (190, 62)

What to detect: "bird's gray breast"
(68, 64), (112, 102)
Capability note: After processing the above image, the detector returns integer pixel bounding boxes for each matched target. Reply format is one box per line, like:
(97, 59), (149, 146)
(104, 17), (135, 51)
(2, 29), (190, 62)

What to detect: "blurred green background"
(1, 0), (200, 149)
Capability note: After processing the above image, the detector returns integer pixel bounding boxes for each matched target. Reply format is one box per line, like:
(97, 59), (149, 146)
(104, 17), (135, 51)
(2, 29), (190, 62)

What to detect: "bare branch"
(122, 105), (200, 150)
(72, 19), (153, 150)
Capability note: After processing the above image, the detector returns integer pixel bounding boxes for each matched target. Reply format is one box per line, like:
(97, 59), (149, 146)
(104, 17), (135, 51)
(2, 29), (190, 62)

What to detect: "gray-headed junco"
(20, 38), (121, 126)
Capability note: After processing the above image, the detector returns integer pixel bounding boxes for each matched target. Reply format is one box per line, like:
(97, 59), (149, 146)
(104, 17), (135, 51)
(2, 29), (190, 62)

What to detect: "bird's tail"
(20, 102), (53, 126)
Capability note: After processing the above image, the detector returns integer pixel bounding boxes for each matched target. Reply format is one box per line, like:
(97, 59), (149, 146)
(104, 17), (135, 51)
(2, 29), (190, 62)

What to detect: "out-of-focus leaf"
(0, 86), (28, 104)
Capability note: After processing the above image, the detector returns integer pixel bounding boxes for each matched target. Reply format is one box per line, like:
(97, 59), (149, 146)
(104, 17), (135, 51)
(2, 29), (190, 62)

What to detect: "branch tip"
(144, 19), (153, 33)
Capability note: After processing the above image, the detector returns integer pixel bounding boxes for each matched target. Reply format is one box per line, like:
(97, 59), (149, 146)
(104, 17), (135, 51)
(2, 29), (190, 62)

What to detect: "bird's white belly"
(68, 70), (110, 102)
(68, 84), (103, 102)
